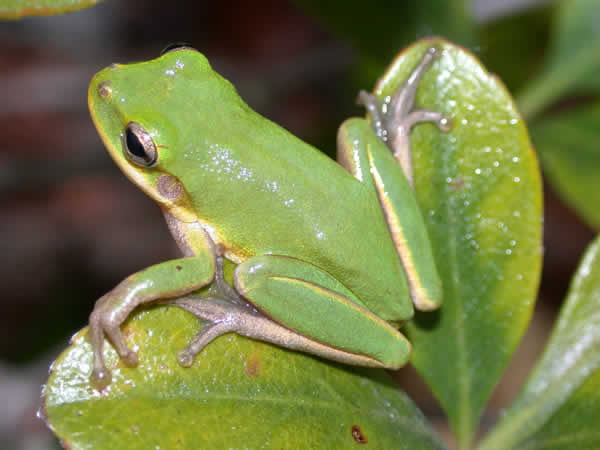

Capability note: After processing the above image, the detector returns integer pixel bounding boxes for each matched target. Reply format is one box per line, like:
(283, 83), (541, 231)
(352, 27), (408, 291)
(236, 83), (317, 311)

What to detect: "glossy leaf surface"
(478, 235), (600, 450)
(42, 307), (446, 449)
(519, 369), (600, 450)
(372, 39), (542, 449)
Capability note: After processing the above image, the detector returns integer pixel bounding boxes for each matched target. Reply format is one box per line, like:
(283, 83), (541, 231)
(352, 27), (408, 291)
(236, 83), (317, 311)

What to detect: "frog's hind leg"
(357, 46), (451, 186)
(172, 255), (411, 369)
(337, 119), (442, 311)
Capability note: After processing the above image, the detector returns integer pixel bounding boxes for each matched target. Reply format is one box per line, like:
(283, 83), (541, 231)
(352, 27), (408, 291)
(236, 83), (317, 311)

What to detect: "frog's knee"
(378, 335), (411, 369)
(234, 255), (273, 288)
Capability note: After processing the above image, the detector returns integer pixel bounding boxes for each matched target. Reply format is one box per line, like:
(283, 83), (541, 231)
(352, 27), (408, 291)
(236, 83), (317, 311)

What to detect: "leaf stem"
(477, 408), (536, 450)
(457, 428), (474, 450)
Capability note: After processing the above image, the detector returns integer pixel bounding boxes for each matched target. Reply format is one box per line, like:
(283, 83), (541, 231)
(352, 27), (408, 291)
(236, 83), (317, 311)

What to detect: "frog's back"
(88, 50), (413, 322)
(183, 105), (413, 323)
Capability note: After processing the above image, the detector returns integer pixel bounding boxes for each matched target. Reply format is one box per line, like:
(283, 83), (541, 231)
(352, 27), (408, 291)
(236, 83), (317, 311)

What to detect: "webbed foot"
(173, 298), (248, 366)
(170, 256), (260, 366)
(358, 46), (452, 186)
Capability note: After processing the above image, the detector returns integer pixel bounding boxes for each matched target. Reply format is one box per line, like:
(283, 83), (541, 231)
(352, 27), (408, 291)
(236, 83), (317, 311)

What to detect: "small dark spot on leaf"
(245, 354), (261, 377)
(176, 265), (182, 271)
(449, 177), (464, 191)
(351, 425), (368, 444)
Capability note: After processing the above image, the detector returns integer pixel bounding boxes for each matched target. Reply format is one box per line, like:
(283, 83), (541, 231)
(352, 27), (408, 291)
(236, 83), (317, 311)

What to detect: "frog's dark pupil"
(126, 128), (147, 160)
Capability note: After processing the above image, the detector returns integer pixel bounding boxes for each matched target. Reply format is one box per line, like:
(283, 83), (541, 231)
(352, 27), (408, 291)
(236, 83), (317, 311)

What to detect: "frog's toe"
(177, 349), (195, 368)
(90, 367), (112, 390)
(425, 45), (442, 60)
(122, 350), (139, 367)
(438, 115), (452, 132)
(100, 318), (140, 366)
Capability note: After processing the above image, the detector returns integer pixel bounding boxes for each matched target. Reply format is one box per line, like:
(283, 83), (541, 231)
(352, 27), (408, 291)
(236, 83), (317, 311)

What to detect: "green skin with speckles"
(86, 46), (448, 388)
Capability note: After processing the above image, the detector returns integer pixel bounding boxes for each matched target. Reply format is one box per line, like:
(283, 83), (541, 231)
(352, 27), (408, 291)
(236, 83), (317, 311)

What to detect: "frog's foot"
(87, 254), (215, 389)
(170, 255), (262, 366)
(89, 290), (141, 390)
(171, 297), (262, 366)
(357, 46), (452, 186)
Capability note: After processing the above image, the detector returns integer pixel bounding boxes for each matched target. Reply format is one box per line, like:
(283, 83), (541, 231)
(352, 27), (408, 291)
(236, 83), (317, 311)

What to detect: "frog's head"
(88, 46), (240, 223)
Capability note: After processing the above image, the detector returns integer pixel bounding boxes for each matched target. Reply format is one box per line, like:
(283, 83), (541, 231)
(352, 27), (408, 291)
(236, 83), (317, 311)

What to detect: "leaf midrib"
(444, 164), (473, 447)
(54, 391), (435, 435)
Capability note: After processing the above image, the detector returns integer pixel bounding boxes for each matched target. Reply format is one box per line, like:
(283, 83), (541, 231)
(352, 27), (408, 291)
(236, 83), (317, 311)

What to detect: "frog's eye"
(122, 122), (158, 167)
(161, 42), (195, 55)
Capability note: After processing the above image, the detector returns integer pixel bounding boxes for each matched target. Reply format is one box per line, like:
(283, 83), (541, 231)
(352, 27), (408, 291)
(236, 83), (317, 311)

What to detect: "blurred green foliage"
(0, 0), (101, 18)
(4, 0), (600, 449)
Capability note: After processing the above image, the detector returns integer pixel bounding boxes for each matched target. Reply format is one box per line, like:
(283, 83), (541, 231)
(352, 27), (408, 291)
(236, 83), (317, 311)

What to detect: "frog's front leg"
(358, 46), (451, 186)
(88, 216), (216, 389)
(173, 255), (411, 369)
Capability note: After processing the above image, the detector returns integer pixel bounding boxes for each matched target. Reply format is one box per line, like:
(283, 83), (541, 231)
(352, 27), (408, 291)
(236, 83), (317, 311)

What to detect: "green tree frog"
(87, 45), (450, 388)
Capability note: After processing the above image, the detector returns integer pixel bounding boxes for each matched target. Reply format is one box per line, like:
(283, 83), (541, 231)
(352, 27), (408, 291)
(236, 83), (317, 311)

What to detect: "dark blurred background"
(0, 0), (594, 448)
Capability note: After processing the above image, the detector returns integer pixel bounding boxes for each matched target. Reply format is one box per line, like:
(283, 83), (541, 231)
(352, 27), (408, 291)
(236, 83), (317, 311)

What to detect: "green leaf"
(531, 103), (600, 230)
(373, 39), (542, 449)
(518, 369), (600, 450)
(0, 0), (101, 19)
(296, 0), (476, 79)
(517, 0), (600, 119)
(478, 235), (600, 450)
(42, 306), (446, 449)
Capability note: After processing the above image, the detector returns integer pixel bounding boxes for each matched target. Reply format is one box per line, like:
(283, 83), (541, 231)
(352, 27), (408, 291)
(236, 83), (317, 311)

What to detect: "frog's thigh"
(337, 118), (442, 311)
(234, 255), (410, 368)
